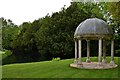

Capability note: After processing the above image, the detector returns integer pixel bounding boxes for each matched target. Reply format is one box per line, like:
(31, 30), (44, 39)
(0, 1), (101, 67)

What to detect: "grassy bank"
(2, 57), (119, 78)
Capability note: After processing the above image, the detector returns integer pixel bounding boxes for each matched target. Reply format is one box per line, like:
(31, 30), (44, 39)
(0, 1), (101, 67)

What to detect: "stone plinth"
(70, 62), (117, 69)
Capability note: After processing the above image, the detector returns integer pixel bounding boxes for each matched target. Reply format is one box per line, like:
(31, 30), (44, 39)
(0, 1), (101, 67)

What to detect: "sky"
(0, 0), (71, 25)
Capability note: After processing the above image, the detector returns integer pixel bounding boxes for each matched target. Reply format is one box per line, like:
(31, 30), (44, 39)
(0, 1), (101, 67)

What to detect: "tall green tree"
(107, 2), (120, 56)
(1, 17), (20, 50)
(35, 2), (105, 60)
(12, 21), (41, 62)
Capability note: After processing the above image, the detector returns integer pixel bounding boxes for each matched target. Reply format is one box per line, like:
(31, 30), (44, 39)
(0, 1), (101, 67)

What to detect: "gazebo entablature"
(74, 34), (113, 40)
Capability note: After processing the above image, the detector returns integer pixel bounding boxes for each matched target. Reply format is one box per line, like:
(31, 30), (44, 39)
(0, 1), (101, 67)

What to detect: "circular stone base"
(70, 62), (118, 69)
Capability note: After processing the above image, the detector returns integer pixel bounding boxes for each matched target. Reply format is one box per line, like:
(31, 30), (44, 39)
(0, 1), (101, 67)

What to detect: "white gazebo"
(70, 18), (117, 69)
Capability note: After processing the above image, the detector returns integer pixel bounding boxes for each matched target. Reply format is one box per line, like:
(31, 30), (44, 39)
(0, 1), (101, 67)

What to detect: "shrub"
(52, 57), (61, 61)
(2, 50), (12, 59)
(115, 49), (120, 56)
(2, 50), (16, 65)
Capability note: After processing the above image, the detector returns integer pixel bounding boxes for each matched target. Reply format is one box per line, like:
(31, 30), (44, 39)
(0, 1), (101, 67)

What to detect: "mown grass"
(2, 57), (119, 78)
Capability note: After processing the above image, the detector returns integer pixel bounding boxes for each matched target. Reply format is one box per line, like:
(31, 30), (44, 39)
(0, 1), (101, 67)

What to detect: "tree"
(1, 18), (20, 50)
(11, 20), (42, 62)
(35, 2), (105, 60)
(107, 2), (120, 56)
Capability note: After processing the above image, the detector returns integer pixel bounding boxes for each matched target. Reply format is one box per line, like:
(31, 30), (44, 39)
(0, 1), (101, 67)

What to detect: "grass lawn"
(2, 57), (119, 78)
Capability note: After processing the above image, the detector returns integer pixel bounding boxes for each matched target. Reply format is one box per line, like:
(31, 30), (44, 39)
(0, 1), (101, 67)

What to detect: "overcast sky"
(0, 0), (71, 25)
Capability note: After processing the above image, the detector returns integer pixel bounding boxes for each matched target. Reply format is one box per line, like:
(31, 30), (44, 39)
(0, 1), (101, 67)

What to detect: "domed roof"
(74, 18), (113, 39)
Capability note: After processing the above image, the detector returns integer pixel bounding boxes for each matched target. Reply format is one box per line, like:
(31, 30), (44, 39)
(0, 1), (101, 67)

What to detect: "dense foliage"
(1, 2), (120, 64)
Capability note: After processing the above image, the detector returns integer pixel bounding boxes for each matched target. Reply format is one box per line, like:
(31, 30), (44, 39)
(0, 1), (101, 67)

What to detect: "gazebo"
(70, 18), (117, 69)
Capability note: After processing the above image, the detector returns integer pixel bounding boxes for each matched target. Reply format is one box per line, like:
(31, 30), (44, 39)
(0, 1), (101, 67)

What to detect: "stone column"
(74, 40), (78, 63)
(86, 40), (91, 63)
(110, 40), (114, 65)
(102, 40), (107, 63)
(78, 39), (82, 64)
(98, 38), (102, 63)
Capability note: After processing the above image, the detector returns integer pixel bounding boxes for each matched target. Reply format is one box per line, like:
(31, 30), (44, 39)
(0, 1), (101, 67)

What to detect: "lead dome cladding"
(74, 18), (113, 39)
